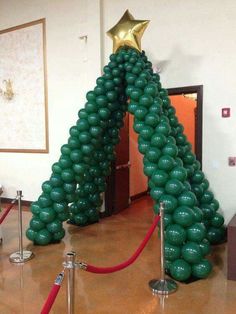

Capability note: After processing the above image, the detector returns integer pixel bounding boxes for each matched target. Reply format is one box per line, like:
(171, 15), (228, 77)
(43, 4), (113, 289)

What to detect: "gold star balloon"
(107, 10), (150, 53)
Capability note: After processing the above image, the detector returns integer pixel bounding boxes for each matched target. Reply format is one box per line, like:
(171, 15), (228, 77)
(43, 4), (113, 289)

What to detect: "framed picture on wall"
(0, 18), (49, 153)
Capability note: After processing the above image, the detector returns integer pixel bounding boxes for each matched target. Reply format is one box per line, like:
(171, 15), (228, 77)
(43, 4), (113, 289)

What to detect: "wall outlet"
(228, 157), (236, 166)
(222, 108), (230, 117)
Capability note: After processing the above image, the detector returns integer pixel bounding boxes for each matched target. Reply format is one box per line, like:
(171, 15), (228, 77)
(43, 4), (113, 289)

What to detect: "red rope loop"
(84, 214), (160, 274)
(0, 201), (16, 225)
(41, 271), (64, 314)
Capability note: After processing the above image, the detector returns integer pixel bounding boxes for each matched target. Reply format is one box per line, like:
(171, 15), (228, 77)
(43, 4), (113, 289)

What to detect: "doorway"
(104, 85), (203, 216)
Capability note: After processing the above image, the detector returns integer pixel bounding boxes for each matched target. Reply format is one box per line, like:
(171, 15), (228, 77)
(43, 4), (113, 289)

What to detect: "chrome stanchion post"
(66, 252), (76, 314)
(9, 190), (34, 263)
(149, 202), (178, 295)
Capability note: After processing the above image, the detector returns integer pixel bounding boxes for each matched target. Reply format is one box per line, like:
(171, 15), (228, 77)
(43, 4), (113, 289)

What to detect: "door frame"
(167, 85), (203, 164)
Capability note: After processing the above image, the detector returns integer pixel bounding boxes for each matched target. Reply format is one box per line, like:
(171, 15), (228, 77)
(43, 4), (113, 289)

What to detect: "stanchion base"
(149, 279), (177, 295)
(9, 250), (34, 263)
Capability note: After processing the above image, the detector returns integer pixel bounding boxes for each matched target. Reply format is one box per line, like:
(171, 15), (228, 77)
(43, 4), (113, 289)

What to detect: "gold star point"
(107, 10), (150, 53)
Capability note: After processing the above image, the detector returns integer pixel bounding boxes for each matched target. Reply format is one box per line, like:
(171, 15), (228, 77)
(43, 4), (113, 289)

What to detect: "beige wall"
(0, 0), (101, 200)
(1, 0), (236, 223)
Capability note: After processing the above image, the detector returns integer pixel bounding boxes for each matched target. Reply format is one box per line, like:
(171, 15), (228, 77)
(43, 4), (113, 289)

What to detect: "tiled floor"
(0, 197), (235, 314)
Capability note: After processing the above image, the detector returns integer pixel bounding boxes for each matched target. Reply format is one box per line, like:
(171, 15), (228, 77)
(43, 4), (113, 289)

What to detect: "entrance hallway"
(0, 197), (234, 314)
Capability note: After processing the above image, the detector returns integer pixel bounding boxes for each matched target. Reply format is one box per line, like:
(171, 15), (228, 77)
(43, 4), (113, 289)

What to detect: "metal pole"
(149, 202), (178, 295)
(66, 252), (76, 314)
(17, 191), (23, 259)
(9, 190), (34, 263)
(160, 202), (165, 282)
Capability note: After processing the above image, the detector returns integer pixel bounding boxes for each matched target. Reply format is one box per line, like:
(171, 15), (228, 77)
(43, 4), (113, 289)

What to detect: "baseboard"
(1, 197), (32, 207)
(130, 190), (149, 201)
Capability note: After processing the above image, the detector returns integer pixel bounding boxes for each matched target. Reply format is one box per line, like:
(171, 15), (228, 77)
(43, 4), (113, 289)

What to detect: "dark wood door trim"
(167, 85), (203, 165)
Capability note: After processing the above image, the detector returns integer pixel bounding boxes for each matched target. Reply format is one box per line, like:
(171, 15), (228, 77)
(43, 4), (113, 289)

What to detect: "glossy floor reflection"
(0, 197), (235, 314)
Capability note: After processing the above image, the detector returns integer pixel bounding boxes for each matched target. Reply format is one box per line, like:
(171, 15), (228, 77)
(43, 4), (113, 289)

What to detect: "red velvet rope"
(0, 202), (15, 224)
(41, 272), (64, 314)
(85, 215), (160, 274)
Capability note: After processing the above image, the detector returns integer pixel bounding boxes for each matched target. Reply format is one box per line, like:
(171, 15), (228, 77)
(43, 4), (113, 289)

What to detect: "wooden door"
(105, 113), (130, 215)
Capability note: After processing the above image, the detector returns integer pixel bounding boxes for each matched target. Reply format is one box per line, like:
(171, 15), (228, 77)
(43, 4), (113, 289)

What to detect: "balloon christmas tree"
(26, 10), (225, 281)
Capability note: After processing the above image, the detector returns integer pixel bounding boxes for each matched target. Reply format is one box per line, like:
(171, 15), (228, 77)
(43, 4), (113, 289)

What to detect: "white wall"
(0, 0), (102, 200)
(102, 0), (236, 223)
(1, 0), (236, 223)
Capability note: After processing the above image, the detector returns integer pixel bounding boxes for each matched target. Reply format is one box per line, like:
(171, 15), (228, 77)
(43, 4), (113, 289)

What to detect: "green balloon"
(199, 239), (211, 256)
(42, 181), (53, 194)
(78, 108), (88, 119)
(139, 94), (153, 107)
(47, 219), (62, 233)
(158, 194), (178, 214)
(200, 204), (215, 220)
(162, 143), (178, 158)
(69, 126), (80, 137)
(192, 259), (212, 278)
(155, 122), (171, 136)
(53, 201), (68, 213)
(211, 199), (220, 211)
(77, 119), (90, 131)
(69, 203), (79, 214)
(26, 228), (36, 241)
(134, 106), (148, 120)
(165, 259), (172, 273)
(144, 83), (158, 97)
(143, 162), (157, 177)
(186, 223), (206, 243)
(35, 229), (52, 245)
(73, 213), (88, 225)
(50, 174), (63, 187)
(178, 191), (197, 207)
(85, 208), (99, 223)
(151, 170), (169, 186)
(191, 170), (204, 184)
(139, 125), (154, 140)
(50, 188), (65, 202)
(164, 242), (181, 261)
(200, 190), (214, 204)
(170, 166), (187, 182)
(170, 259), (192, 281)
(207, 227), (223, 244)
(166, 224), (186, 246)
(57, 211), (70, 222)
(59, 155), (73, 169)
(165, 179), (184, 196)
(52, 162), (62, 174)
(191, 184), (204, 199)
(145, 113), (159, 127)
(66, 193), (77, 203)
(61, 169), (75, 183)
(77, 198), (91, 211)
(30, 202), (41, 215)
(183, 152), (196, 165)
(176, 134), (187, 145)
(151, 133), (167, 148)
(192, 206), (204, 222)
(30, 217), (45, 231)
(73, 163), (87, 175)
(200, 179), (210, 191)
(38, 194), (53, 208)
(150, 187), (165, 201)
(61, 144), (71, 155)
(210, 213), (224, 227)
(133, 74), (145, 89)
(173, 206), (194, 227)
(52, 229), (65, 242)
(158, 155), (175, 171)
(39, 207), (56, 223)
(182, 242), (202, 264)
(145, 147), (161, 162)
(163, 214), (173, 228)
